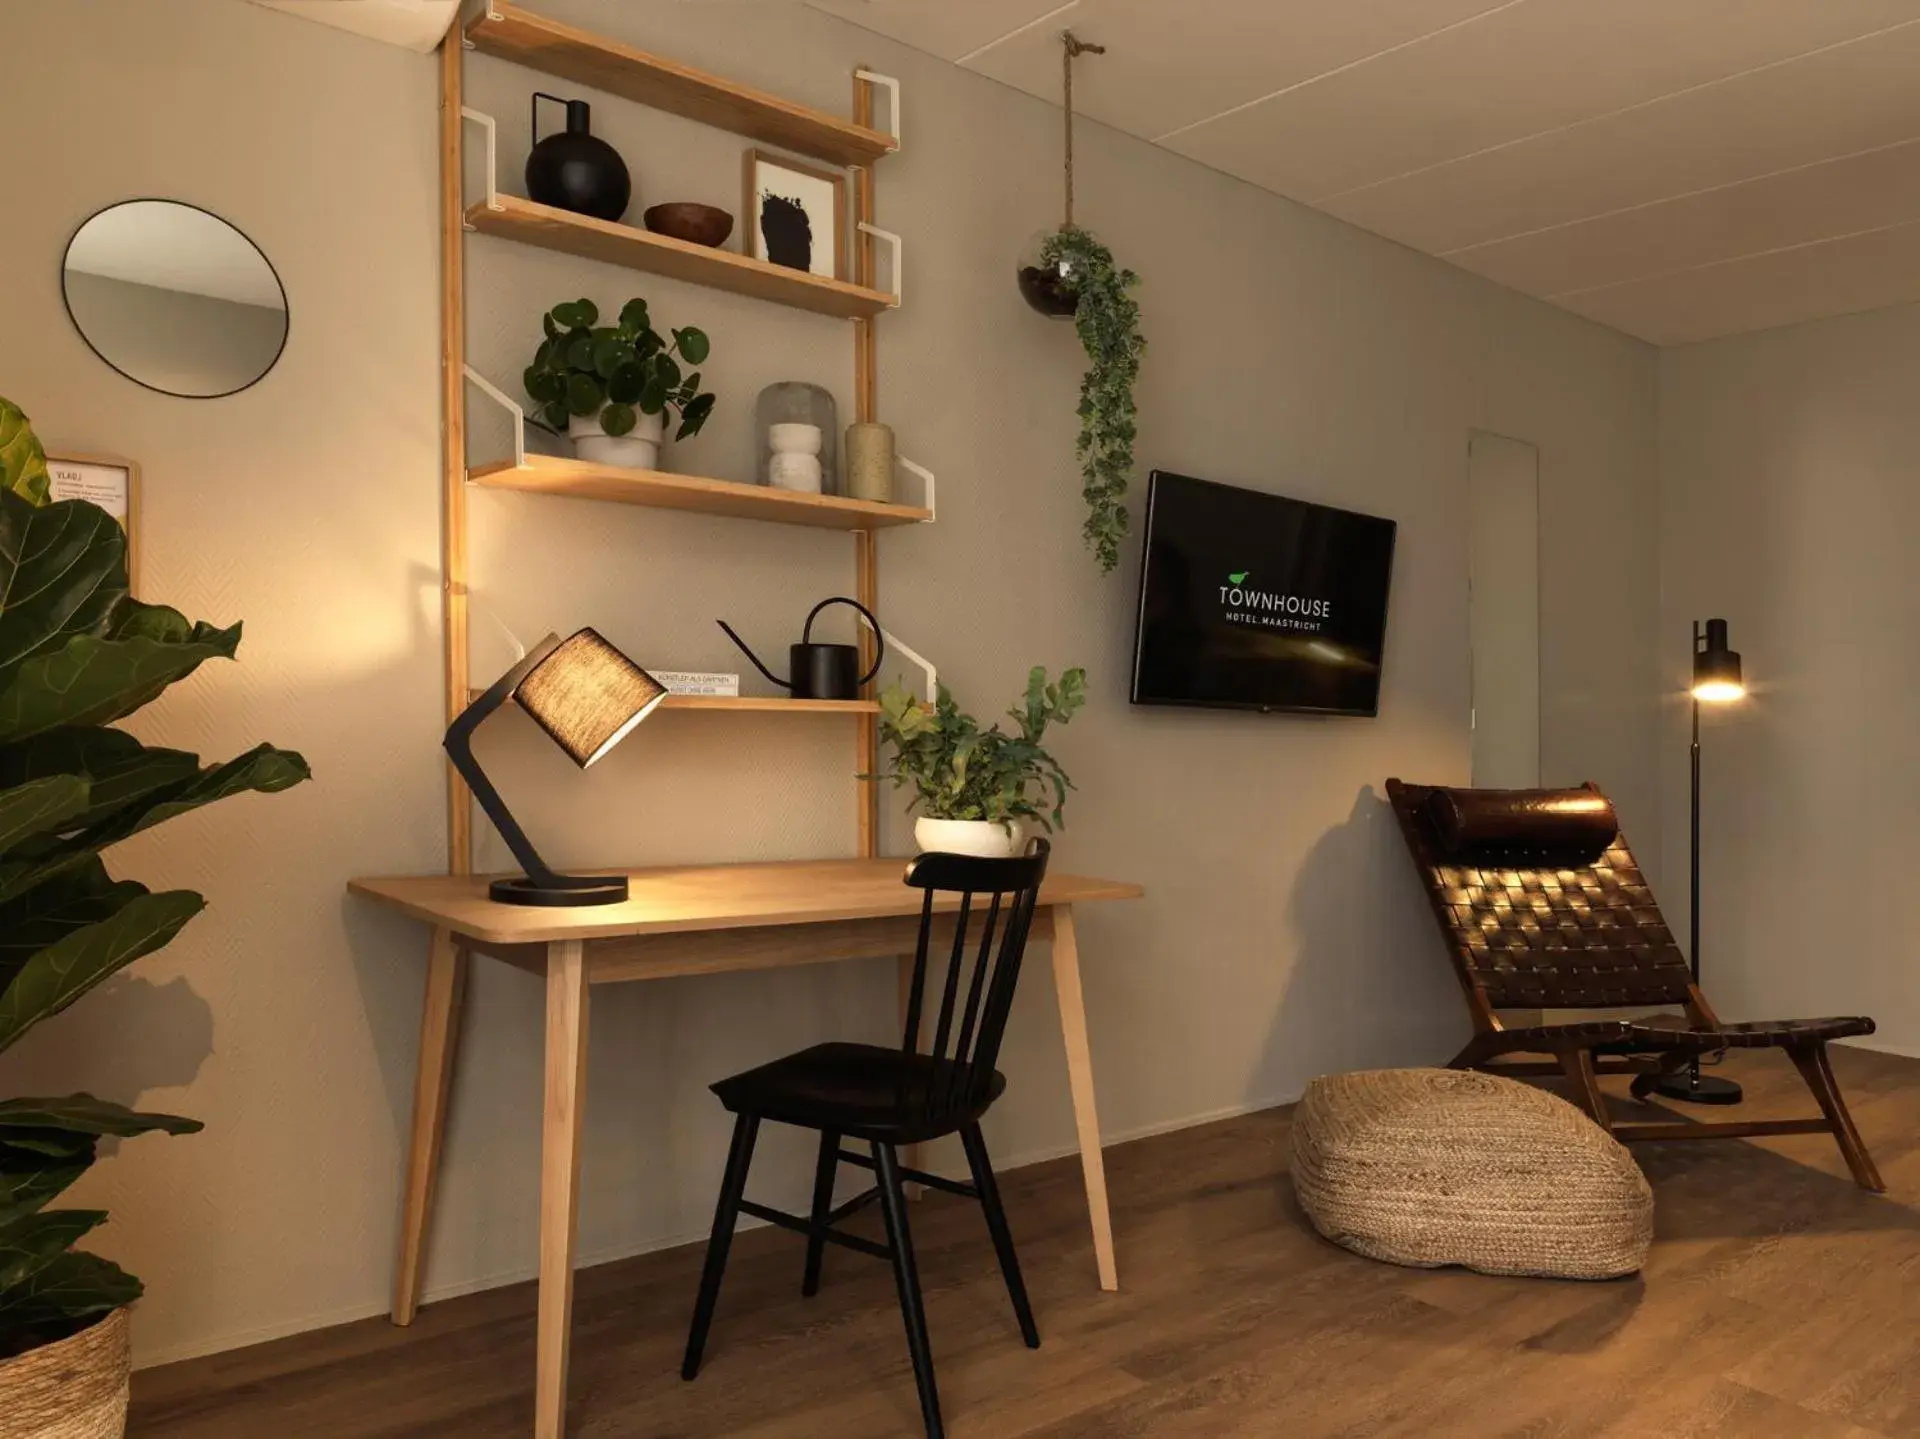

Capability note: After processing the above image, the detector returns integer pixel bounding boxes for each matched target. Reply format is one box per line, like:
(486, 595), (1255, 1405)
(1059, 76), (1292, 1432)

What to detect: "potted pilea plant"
(523, 296), (716, 470)
(875, 667), (1086, 857)
(0, 398), (309, 1438)
(1040, 227), (1145, 575)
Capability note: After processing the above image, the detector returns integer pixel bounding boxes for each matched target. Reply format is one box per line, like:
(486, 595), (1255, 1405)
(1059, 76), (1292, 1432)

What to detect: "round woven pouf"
(1291, 1068), (1652, 1280)
(0, 1307), (131, 1439)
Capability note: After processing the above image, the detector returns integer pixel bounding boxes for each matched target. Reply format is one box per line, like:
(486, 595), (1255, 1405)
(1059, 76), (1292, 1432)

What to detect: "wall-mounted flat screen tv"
(1130, 471), (1397, 716)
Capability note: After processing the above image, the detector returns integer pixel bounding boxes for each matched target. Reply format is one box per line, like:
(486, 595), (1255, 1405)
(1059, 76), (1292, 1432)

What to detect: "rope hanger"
(1062, 30), (1106, 229)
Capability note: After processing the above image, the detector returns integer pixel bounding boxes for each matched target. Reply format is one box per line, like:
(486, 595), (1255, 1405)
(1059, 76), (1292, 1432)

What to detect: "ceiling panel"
(1320, 20), (1920, 255)
(1446, 140), (1920, 298)
(1553, 219), (1920, 345)
(805, 0), (1062, 62)
(807, 0), (1920, 342)
(960, 0), (1507, 145)
(1164, 0), (1920, 204)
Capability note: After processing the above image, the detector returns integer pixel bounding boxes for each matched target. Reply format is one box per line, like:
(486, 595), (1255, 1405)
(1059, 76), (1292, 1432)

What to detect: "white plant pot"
(570, 409), (664, 470)
(914, 816), (1028, 858)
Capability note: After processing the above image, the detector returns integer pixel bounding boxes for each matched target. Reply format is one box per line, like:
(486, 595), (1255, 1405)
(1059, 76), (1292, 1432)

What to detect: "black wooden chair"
(680, 840), (1053, 1439)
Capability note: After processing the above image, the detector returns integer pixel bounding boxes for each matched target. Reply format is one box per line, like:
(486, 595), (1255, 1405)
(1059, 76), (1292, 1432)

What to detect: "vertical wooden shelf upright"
(436, 8), (900, 879)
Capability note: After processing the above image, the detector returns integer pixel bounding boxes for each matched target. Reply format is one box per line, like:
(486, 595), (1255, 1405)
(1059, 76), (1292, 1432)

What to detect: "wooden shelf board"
(470, 689), (876, 714)
(468, 455), (930, 530)
(467, 196), (895, 320)
(467, 2), (896, 168)
(661, 695), (878, 713)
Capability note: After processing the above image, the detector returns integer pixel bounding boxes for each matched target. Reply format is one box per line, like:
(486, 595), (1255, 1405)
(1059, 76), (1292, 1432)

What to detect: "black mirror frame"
(60, 197), (290, 401)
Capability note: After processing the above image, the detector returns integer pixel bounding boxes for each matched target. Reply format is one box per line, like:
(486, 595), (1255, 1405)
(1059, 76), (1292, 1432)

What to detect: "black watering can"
(718, 596), (884, 701)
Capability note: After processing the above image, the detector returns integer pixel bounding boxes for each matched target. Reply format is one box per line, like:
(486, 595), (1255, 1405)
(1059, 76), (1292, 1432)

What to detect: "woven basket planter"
(1291, 1068), (1652, 1280)
(0, 1308), (130, 1439)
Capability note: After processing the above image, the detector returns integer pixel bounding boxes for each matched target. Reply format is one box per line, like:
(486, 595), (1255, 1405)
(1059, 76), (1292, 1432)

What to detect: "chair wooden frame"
(1386, 779), (1883, 1192)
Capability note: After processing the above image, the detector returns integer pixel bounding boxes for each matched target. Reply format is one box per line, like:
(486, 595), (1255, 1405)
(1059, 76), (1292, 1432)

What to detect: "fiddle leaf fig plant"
(0, 399), (310, 1361)
(875, 667), (1086, 833)
(1041, 227), (1144, 575)
(0, 396), (50, 505)
(524, 296), (716, 441)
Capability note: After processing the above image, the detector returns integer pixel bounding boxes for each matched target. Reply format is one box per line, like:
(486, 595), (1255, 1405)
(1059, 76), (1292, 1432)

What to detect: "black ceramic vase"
(526, 93), (631, 223)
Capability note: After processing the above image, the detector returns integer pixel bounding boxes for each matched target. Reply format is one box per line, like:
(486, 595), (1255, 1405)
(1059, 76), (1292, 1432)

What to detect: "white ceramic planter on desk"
(913, 816), (1029, 858)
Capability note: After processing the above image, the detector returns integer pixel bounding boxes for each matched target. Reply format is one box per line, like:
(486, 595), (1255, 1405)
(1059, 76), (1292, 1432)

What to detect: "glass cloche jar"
(754, 381), (838, 493)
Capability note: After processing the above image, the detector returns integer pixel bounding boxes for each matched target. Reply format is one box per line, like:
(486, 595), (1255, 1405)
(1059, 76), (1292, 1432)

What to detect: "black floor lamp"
(1654, 617), (1747, 1105)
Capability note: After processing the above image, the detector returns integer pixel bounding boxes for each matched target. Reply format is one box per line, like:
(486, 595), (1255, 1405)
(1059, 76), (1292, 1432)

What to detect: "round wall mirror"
(62, 200), (288, 399)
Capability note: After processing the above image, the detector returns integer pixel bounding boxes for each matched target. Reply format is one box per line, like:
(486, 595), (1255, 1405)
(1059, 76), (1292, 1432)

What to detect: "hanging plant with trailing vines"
(1041, 227), (1143, 573)
(1018, 33), (1146, 574)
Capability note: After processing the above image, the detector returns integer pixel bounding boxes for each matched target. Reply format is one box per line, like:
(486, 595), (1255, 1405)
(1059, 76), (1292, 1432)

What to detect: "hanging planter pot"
(1015, 33), (1147, 575)
(1016, 227), (1081, 318)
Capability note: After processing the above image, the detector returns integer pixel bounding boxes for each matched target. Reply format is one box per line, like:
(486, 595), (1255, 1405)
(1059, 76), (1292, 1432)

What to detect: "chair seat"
(711, 1041), (1005, 1142)
(1494, 1015), (1876, 1053)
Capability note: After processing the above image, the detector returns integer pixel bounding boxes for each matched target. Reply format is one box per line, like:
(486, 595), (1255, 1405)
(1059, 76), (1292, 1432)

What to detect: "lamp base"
(1651, 1069), (1744, 1105)
(489, 874), (630, 907)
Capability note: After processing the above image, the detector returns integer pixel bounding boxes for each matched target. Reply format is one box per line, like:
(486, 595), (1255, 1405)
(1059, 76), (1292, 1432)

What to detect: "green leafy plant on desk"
(0, 398), (310, 1363)
(875, 667), (1086, 833)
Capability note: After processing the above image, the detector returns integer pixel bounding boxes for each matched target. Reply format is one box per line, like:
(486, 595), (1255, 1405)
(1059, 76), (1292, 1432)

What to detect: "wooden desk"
(348, 857), (1143, 1439)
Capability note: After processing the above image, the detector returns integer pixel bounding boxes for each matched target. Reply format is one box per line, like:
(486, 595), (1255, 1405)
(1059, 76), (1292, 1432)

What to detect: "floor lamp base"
(1651, 1069), (1744, 1105)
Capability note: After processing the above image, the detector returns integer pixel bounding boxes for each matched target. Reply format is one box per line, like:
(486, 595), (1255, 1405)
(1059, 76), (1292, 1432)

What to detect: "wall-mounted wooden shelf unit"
(466, 196), (896, 319)
(442, 9), (903, 881)
(466, 2), (896, 168)
(469, 456), (929, 529)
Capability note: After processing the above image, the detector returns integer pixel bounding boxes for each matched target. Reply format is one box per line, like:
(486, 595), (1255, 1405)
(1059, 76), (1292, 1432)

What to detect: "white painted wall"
(1468, 431), (1542, 789)
(1658, 301), (1920, 1053)
(0, 0), (1660, 1366)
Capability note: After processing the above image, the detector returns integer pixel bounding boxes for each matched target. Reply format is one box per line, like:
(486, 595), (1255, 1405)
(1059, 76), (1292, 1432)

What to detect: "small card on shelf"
(652, 670), (740, 698)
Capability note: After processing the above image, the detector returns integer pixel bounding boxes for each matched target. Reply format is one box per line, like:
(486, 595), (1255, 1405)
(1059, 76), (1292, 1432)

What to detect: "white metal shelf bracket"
(857, 610), (937, 702)
(896, 456), (935, 523)
(853, 70), (900, 145)
(463, 365), (527, 471)
(460, 107), (502, 224)
(465, 0), (502, 43)
(859, 221), (902, 306)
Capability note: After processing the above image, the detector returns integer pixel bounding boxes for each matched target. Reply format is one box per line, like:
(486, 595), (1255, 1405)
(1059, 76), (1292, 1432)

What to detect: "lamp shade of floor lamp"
(444, 627), (667, 906)
(1655, 617), (1747, 1105)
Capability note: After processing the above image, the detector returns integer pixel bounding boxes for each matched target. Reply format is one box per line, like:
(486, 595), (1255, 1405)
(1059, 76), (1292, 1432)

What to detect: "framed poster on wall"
(47, 453), (140, 593)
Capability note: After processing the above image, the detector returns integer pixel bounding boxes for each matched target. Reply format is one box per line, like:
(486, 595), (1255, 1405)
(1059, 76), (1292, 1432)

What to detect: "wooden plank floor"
(132, 1046), (1920, 1437)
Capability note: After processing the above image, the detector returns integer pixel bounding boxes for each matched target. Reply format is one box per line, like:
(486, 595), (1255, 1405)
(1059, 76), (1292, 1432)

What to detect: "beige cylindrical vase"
(845, 421), (896, 504)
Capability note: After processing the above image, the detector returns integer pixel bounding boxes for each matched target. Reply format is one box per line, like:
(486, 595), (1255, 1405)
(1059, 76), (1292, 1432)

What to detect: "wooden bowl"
(643, 203), (734, 248)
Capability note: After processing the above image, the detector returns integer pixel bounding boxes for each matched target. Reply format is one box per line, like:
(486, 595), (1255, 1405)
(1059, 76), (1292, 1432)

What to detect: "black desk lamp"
(1655, 617), (1747, 1104)
(444, 627), (666, 906)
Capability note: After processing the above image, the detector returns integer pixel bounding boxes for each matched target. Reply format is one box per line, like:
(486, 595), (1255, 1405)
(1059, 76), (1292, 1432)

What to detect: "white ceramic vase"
(914, 816), (1029, 858)
(767, 422), (824, 493)
(570, 408), (664, 469)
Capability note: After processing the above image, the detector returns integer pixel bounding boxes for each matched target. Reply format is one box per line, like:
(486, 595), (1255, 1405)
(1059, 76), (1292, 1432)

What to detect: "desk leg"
(537, 939), (590, 1439)
(1050, 905), (1117, 1292)
(392, 926), (468, 1325)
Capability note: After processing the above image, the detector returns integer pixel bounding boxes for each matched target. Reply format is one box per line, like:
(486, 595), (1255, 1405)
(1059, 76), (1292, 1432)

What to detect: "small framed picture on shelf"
(47, 452), (140, 591)
(742, 148), (846, 281)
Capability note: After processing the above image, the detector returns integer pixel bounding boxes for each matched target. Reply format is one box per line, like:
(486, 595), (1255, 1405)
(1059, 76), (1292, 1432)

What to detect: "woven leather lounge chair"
(1386, 780), (1883, 1191)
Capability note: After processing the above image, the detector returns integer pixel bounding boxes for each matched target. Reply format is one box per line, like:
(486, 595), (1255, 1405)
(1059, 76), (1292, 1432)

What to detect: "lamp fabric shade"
(515, 627), (667, 767)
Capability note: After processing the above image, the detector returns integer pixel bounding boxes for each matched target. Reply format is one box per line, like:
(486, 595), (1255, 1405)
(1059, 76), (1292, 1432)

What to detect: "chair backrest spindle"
(894, 840), (1051, 1124)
